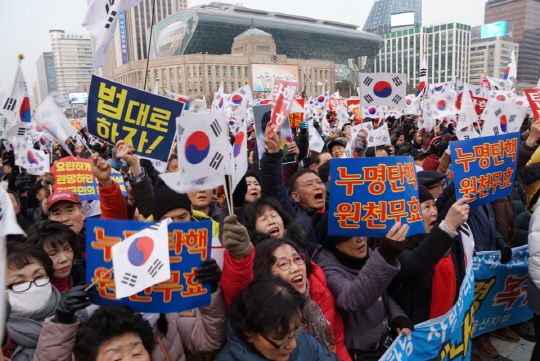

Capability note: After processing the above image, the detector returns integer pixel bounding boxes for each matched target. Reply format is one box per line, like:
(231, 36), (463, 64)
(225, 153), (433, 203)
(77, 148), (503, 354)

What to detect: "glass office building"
(148, 4), (383, 82)
(363, 0), (422, 35)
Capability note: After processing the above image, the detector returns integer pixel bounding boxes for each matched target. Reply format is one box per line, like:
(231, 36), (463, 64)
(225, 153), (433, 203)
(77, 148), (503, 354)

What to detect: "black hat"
(315, 212), (350, 248)
(326, 137), (347, 154)
(419, 185), (434, 203)
(152, 179), (192, 221)
(410, 149), (428, 160)
(417, 170), (446, 188)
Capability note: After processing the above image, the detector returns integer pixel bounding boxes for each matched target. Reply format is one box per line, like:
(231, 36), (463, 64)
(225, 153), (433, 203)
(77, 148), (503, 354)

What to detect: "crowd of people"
(1, 105), (539, 361)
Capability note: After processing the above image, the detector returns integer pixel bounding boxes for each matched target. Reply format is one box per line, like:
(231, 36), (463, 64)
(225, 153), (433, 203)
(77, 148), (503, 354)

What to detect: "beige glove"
(222, 215), (253, 259)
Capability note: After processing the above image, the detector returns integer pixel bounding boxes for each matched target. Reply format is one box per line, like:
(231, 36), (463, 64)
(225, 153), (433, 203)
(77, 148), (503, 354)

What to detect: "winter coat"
(260, 151), (324, 253)
(528, 200), (540, 316)
(388, 226), (466, 324)
(313, 248), (407, 352)
(220, 248), (351, 361)
(130, 169), (154, 219)
(98, 181), (128, 220)
(216, 323), (339, 361)
(33, 289), (228, 361)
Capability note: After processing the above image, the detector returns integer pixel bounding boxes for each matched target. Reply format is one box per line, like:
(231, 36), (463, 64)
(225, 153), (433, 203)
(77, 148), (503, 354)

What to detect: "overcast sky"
(0, 0), (487, 102)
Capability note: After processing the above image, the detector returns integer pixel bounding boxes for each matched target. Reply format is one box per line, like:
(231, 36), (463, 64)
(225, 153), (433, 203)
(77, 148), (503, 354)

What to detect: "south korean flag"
(176, 112), (230, 185)
(14, 142), (50, 176)
(480, 101), (527, 137)
(112, 220), (171, 299)
(359, 73), (406, 108)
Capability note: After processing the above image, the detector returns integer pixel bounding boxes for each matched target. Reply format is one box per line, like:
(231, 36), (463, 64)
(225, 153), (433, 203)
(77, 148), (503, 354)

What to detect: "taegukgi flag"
(359, 73), (406, 108)
(112, 220), (171, 299)
(0, 62), (31, 127)
(83, 0), (143, 67)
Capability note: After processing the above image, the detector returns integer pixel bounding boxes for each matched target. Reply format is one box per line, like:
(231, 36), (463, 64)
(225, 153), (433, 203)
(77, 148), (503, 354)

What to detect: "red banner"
(269, 80), (299, 136)
(457, 93), (488, 116)
(328, 97), (348, 111)
(524, 89), (540, 121)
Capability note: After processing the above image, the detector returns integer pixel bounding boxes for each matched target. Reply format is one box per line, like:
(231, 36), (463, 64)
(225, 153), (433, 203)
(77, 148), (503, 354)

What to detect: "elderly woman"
(313, 216), (414, 360)
(217, 276), (338, 361)
(3, 242), (61, 361)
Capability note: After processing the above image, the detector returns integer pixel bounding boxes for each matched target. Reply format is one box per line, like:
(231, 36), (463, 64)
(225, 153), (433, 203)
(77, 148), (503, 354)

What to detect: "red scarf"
(52, 276), (70, 293)
(429, 254), (456, 319)
(299, 203), (326, 214)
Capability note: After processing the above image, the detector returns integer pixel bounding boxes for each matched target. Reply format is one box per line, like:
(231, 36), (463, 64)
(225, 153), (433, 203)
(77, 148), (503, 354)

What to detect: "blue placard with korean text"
(87, 75), (183, 162)
(328, 156), (425, 237)
(86, 219), (212, 313)
(450, 132), (520, 207)
(472, 245), (532, 336)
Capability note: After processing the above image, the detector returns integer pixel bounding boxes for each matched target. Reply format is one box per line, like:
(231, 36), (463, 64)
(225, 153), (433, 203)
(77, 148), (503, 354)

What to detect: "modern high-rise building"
(50, 30), (93, 100)
(363, 0), (422, 35)
(469, 23), (519, 85)
(32, 80), (41, 109)
(102, 0), (187, 78)
(485, 0), (540, 87)
(35, 52), (58, 105)
(373, 23), (471, 90)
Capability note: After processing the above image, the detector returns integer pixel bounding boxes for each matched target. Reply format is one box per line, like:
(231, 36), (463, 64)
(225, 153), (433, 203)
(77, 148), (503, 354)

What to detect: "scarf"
(302, 281), (336, 353)
(51, 276), (70, 292)
(6, 287), (61, 361)
(329, 246), (369, 270)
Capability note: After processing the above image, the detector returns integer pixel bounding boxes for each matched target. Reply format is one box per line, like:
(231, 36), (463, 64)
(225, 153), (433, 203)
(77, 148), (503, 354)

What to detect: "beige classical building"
(109, 28), (335, 100)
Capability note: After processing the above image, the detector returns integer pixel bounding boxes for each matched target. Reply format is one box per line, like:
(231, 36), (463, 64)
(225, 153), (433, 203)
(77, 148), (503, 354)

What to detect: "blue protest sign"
(86, 218), (212, 313)
(381, 265), (475, 361)
(450, 132), (520, 207)
(472, 245), (532, 336)
(87, 75), (182, 162)
(328, 157), (425, 237)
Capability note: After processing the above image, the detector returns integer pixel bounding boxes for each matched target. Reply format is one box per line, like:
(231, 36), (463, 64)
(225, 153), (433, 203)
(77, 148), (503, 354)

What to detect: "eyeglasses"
(260, 323), (307, 349)
(429, 183), (445, 191)
(7, 277), (50, 293)
(274, 253), (306, 271)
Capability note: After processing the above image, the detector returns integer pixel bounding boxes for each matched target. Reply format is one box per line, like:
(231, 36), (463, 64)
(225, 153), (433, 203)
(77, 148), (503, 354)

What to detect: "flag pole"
(142, 0), (157, 91)
(84, 267), (114, 291)
(226, 174), (235, 216)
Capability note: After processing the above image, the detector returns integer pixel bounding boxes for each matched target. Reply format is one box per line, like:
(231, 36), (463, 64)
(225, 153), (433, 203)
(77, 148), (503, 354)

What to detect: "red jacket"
(221, 248), (351, 361)
(99, 181), (128, 220)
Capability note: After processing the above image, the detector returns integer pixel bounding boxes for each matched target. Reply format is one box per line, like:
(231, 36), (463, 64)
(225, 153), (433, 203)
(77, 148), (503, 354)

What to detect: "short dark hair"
(310, 151), (329, 167)
(73, 304), (155, 361)
(244, 171), (260, 184)
(253, 238), (313, 279)
(7, 242), (54, 278)
(229, 276), (305, 343)
(25, 220), (81, 257)
(244, 197), (293, 234)
(318, 161), (331, 183)
(288, 169), (319, 193)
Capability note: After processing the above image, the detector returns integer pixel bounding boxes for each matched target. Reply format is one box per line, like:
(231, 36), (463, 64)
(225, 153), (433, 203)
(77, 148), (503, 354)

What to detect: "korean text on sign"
(87, 75), (183, 162)
(86, 219), (212, 313)
(269, 79), (299, 135)
(450, 132), (520, 207)
(51, 156), (127, 201)
(328, 157), (425, 237)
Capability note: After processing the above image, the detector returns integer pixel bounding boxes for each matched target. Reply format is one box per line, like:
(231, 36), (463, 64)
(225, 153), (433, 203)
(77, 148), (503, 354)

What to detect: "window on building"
(209, 81), (212, 91)
(208, 66), (212, 76)
(188, 82), (191, 93)
(223, 66), (227, 77)
(231, 67), (234, 77)
(179, 83), (183, 93)
(199, 66), (202, 76)
(187, 67), (191, 77)
(256, 45), (270, 53)
(245, 66), (248, 77)
(194, 82), (198, 92)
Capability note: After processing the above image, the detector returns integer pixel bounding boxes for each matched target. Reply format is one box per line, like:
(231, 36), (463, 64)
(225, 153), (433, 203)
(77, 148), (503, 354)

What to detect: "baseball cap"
(410, 149), (428, 160)
(326, 137), (347, 153)
(47, 189), (82, 211)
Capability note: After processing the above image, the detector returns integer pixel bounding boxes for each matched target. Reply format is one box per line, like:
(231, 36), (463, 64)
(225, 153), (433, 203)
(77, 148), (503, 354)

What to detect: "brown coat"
(33, 289), (227, 361)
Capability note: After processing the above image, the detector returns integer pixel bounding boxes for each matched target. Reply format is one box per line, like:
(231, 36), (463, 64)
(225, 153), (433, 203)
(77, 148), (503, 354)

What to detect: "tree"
(335, 80), (354, 97)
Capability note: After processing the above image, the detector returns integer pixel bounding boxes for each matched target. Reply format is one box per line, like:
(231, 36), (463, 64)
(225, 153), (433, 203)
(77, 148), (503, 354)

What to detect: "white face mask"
(8, 282), (53, 314)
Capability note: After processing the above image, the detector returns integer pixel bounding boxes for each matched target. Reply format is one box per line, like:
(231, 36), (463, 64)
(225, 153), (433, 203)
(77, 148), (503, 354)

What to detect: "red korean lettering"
(181, 268), (207, 297)
(92, 267), (116, 300)
(335, 167), (364, 196)
(501, 138), (518, 162)
(152, 271), (184, 303)
(386, 165), (405, 192)
(477, 173), (492, 198)
(387, 200), (408, 223)
(361, 202), (387, 229)
(333, 202), (361, 229)
(501, 167), (514, 189)
(454, 148), (476, 172)
(406, 196), (422, 223)
(92, 228), (122, 262)
(493, 275), (528, 310)
(490, 141), (504, 166)
(174, 229), (209, 260)
(363, 165), (386, 195)
(459, 177), (478, 201)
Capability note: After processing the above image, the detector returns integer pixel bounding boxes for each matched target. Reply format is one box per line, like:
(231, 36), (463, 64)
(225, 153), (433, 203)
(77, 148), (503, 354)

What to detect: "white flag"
(230, 105), (248, 190)
(481, 102), (527, 137)
(359, 73), (406, 108)
(428, 82), (452, 95)
(308, 123), (324, 153)
(82, 0), (143, 67)
(225, 85), (253, 108)
(212, 92), (229, 112)
(489, 90), (515, 103)
(34, 95), (77, 156)
(457, 84), (479, 130)
(404, 95), (421, 115)
(176, 112), (229, 184)
(486, 76), (513, 91)
(361, 106), (383, 119)
(112, 220), (171, 299)
(14, 141), (50, 176)
(159, 171), (224, 194)
(416, 55), (428, 98)
(503, 50), (517, 84)
(0, 62), (31, 127)
(367, 123), (390, 147)
(164, 90), (206, 113)
(426, 90), (458, 119)
(153, 81), (160, 95)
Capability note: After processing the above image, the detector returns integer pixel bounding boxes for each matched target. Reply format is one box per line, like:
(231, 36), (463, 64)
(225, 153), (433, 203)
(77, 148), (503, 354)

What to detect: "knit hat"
(419, 185), (434, 203)
(315, 212), (350, 248)
(152, 179), (192, 221)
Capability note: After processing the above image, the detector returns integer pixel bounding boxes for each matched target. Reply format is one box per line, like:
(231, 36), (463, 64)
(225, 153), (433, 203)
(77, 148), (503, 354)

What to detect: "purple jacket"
(313, 248), (407, 352)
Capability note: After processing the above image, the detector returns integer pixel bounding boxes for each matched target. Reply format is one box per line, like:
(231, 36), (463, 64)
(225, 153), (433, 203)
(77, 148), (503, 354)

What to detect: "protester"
(3, 242), (61, 361)
(24, 221), (85, 292)
(314, 215), (413, 359)
(245, 171), (262, 203)
(216, 276), (339, 360)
